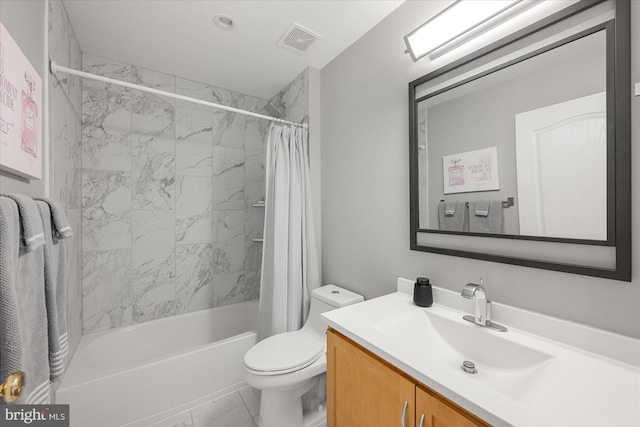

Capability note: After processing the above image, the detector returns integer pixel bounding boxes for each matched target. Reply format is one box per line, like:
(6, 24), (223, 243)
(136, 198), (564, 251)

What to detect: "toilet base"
(302, 405), (326, 427)
(256, 376), (324, 427)
(257, 398), (326, 427)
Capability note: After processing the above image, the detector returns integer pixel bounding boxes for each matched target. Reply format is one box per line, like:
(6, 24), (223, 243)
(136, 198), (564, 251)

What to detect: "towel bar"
(439, 197), (514, 208)
(0, 371), (24, 403)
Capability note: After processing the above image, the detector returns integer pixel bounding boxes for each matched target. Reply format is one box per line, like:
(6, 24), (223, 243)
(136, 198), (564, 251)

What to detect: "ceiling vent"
(277, 23), (323, 55)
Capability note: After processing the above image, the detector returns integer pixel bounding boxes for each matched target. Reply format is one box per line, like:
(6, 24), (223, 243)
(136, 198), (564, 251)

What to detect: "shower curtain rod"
(49, 61), (307, 128)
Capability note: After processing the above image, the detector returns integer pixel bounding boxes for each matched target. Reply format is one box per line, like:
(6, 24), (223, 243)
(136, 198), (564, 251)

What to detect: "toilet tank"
(312, 284), (364, 309)
(302, 285), (364, 341)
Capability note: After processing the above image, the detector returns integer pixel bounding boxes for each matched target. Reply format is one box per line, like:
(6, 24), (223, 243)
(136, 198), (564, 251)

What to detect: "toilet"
(243, 284), (364, 427)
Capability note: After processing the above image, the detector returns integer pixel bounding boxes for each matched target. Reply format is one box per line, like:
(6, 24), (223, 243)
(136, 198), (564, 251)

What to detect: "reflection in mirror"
(417, 29), (607, 241)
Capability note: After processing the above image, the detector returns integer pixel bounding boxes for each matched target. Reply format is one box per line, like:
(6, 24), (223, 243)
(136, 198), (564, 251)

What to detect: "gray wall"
(49, 0), (83, 362)
(0, 0), (84, 365)
(321, 1), (640, 338)
(0, 0), (46, 196)
(425, 42), (605, 233)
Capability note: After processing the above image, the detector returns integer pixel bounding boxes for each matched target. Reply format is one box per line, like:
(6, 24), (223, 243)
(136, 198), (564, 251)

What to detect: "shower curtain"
(258, 123), (320, 340)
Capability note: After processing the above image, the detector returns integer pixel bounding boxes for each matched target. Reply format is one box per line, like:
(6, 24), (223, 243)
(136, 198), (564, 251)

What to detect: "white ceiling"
(62, 0), (405, 100)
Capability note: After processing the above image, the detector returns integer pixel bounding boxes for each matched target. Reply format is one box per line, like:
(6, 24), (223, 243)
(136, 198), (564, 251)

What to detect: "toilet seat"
(244, 331), (323, 375)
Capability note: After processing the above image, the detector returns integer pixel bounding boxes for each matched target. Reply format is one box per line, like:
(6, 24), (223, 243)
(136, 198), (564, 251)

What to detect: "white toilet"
(243, 284), (364, 427)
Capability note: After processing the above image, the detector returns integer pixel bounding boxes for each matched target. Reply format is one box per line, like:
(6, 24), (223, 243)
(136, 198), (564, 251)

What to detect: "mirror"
(409, 0), (631, 281)
(417, 28), (609, 242)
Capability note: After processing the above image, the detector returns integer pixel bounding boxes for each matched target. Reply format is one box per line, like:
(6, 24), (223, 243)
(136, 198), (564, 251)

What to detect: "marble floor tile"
(190, 392), (254, 427)
(238, 386), (261, 418)
(149, 410), (194, 427)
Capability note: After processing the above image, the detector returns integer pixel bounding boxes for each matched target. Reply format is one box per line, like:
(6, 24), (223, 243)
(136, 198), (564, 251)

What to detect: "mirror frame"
(408, 0), (631, 281)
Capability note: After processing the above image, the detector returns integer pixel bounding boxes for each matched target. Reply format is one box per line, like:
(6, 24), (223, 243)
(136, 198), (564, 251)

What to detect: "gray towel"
(0, 193), (45, 250)
(33, 197), (73, 240)
(474, 200), (490, 217)
(438, 201), (466, 231)
(444, 201), (456, 217)
(0, 198), (23, 402)
(469, 200), (503, 234)
(36, 201), (69, 381)
(0, 197), (50, 404)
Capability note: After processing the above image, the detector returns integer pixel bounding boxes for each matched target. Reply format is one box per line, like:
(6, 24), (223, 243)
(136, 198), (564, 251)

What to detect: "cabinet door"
(416, 385), (489, 427)
(327, 329), (415, 427)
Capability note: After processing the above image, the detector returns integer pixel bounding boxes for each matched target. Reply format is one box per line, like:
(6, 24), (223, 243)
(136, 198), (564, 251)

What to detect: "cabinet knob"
(400, 400), (408, 427)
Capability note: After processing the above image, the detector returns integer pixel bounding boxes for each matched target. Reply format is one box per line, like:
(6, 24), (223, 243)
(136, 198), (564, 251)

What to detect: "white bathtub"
(56, 301), (259, 427)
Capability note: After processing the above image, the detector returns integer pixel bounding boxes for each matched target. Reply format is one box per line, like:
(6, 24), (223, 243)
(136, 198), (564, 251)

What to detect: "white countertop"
(322, 278), (640, 427)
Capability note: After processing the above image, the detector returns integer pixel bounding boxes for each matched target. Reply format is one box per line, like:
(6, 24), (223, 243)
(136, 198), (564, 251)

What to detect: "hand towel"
(474, 200), (490, 217)
(444, 201), (457, 217)
(0, 193), (45, 250)
(36, 201), (68, 381)
(33, 197), (73, 240)
(0, 198), (24, 403)
(0, 197), (50, 404)
(469, 200), (503, 234)
(438, 201), (466, 231)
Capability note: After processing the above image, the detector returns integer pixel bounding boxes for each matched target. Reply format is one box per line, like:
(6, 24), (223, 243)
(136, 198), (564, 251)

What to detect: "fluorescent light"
(405, 0), (539, 62)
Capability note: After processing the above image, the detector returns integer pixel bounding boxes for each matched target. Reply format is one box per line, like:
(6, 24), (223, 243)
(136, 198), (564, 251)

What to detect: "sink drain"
(461, 360), (477, 374)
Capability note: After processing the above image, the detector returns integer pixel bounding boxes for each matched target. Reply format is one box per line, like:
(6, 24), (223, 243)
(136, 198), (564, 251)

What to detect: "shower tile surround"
(80, 55), (310, 332)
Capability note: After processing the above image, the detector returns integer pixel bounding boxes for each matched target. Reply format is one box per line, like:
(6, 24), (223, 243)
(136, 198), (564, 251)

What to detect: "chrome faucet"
(461, 279), (507, 332)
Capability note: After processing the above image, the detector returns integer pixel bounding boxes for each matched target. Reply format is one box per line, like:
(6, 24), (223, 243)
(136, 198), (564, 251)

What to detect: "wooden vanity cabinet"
(416, 385), (489, 427)
(326, 328), (415, 426)
(327, 329), (489, 427)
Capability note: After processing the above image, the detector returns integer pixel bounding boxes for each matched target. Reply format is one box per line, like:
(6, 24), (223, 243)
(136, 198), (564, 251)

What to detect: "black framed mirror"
(409, 0), (630, 281)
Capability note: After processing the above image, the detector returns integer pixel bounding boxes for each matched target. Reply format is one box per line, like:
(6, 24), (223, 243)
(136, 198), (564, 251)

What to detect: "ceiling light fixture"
(214, 14), (236, 31)
(404, 0), (544, 62)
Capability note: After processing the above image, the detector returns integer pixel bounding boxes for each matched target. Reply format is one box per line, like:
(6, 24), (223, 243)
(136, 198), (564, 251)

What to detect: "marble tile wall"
(48, 0), (83, 363)
(269, 69), (309, 125)
(80, 54), (277, 333)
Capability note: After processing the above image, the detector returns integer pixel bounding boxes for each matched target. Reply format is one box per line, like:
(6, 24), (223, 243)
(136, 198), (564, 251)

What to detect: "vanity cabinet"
(327, 329), (489, 427)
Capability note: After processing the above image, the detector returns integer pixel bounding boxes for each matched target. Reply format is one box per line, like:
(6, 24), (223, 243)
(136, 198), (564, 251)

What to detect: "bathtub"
(56, 301), (259, 427)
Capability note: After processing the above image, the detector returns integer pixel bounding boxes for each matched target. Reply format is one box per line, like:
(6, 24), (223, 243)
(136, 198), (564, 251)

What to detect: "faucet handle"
(461, 283), (478, 299)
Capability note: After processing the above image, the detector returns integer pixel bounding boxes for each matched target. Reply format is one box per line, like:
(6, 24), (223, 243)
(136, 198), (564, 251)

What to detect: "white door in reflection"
(515, 92), (607, 240)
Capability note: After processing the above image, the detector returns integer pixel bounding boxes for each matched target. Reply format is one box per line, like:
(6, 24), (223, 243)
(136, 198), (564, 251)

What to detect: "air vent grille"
(277, 23), (323, 55)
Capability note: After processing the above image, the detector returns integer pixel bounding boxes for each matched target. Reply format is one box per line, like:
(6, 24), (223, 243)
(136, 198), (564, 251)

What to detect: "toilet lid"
(244, 331), (323, 374)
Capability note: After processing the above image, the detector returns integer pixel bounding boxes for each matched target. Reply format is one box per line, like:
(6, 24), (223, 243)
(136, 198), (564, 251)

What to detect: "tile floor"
(149, 386), (260, 427)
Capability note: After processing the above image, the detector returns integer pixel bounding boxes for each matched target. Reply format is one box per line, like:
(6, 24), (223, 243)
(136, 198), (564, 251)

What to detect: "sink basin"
(324, 287), (640, 426)
(372, 307), (554, 372)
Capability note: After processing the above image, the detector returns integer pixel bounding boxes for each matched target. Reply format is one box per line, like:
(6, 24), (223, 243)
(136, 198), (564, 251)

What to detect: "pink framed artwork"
(442, 147), (500, 194)
(0, 22), (43, 180)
